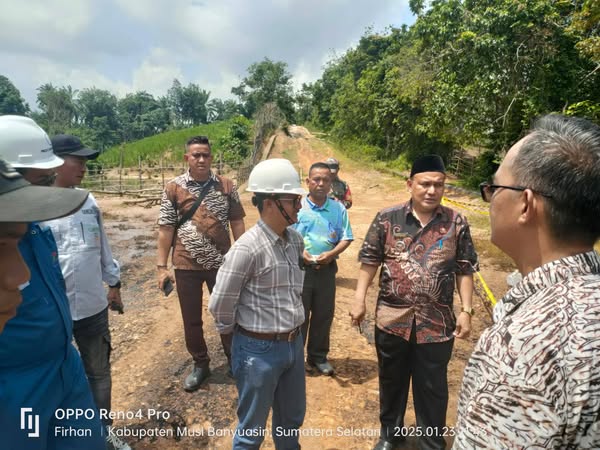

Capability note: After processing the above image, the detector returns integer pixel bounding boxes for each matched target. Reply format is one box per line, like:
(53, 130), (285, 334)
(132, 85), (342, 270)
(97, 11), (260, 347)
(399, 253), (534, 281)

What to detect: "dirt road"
(98, 126), (512, 449)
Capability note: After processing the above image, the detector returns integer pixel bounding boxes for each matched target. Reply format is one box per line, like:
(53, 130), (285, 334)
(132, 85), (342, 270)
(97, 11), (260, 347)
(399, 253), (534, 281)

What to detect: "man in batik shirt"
(351, 155), (478, 450)
(454, 114), (600, 448)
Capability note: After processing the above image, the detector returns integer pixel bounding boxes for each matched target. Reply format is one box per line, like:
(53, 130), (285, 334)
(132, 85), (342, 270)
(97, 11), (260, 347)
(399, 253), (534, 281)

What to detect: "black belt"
(306, 261), (334, 271)
(235, 325), (300, 342)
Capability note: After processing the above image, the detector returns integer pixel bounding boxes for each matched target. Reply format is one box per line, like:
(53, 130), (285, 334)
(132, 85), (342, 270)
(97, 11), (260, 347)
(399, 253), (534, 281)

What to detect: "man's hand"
(157, 268), (175, 292)
(303, 250), (316, 265)
(454, 312), (472, 339)
(316, 251), (334, 265)
(108, 287), (124, 314)
(221, 177), (234, 195)
(349, 300), (366, 327)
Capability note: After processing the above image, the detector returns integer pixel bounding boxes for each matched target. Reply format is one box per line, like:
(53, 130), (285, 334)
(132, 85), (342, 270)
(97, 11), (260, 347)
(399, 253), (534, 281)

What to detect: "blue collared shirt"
(293, 196), (353, 256)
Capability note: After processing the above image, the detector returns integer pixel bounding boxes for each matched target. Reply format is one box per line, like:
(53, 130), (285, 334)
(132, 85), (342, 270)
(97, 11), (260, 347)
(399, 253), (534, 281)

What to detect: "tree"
(217, 115), (252, 165)
(294, 83), (314, 124)
(0, 75), (28, 115)
(76, 88), (119, 150)
(208, 98), (242, 122)
(181, 83), (210, 125)
(118, 91), (169, 141)
(167, 79), (211, 126)
(35, 84), (78, 134)
(232, 58), (295, 120)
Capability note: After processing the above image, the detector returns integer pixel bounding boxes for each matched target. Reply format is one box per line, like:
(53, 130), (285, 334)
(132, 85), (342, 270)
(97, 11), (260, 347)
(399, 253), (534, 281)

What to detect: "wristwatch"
(109, 281), (122, 289)
(461, 306), (474, 316)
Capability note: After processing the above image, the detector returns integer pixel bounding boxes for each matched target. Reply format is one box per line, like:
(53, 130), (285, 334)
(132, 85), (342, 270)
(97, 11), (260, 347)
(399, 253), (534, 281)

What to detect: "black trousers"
(300, 261), (337, 363)
(375, 322), (454, 450)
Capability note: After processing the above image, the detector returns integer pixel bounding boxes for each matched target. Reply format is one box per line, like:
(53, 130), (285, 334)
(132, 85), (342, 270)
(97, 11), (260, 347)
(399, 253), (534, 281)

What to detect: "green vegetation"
(302, 0), (600, 185)
(97, 118), (250, 166)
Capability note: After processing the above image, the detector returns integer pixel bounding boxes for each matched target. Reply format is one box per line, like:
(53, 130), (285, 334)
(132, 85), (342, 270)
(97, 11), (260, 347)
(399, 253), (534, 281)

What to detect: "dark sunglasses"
(479, 182), (552, 203)
(276, 196), (302, 207)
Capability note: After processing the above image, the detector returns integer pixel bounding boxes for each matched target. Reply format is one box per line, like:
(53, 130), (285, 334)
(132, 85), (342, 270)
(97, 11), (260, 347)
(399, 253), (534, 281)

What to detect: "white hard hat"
(0, 115), (64, 169)
(247, 158), (307, 195)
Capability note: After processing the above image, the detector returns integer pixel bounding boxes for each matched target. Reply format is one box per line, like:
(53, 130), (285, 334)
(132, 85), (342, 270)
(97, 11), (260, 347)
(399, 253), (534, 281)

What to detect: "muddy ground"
(98, 126), (514, 449)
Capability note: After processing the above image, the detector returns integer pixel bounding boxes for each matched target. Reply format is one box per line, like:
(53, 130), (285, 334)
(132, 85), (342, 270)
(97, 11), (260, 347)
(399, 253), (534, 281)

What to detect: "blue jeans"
(231, 331), (306, 450)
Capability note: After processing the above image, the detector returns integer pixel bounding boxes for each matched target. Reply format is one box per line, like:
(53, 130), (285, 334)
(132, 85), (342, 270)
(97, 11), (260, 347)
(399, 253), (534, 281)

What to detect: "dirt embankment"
(99, 126), (512, 449)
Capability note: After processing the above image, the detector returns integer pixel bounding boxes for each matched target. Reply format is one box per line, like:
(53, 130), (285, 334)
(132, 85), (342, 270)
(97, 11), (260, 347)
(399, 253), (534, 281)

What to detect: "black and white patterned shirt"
(454, 251), (600, 449)
(208, 220), (305, 334)
(158, 170), (245, 270)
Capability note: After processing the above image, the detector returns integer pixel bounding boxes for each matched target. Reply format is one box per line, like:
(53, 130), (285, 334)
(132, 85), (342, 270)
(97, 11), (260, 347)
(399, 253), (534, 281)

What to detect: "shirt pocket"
(72, 216), (101, 251)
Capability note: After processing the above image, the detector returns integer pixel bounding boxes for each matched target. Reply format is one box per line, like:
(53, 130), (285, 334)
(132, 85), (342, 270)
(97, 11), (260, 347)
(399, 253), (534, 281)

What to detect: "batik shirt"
(454, 251), (600, 449)
(359, 201), (478, 343)
(158, 170), (245, 271)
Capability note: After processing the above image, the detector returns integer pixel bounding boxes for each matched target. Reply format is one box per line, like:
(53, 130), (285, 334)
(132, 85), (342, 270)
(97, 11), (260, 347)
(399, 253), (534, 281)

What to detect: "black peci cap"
(410, 155), (446, 177)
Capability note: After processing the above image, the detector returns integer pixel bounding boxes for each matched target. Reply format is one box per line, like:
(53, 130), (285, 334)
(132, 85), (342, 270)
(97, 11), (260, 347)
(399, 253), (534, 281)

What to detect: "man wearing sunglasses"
(209, 159), (307, 450)
(455, 114), (600, 448)
(351, 154), (478, 450)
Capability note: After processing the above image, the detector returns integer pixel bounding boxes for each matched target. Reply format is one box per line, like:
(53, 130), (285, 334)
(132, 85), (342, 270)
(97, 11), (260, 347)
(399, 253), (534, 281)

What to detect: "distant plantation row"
(97, 120), (234, 167)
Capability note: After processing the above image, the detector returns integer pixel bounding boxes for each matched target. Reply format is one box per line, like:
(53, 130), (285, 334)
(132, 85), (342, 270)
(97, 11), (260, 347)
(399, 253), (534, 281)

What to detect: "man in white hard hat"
(0, 157), (88, 333)
(0, 115), (64, 185)
(209, 158), (307, 450)
(0, 154), (105, 449)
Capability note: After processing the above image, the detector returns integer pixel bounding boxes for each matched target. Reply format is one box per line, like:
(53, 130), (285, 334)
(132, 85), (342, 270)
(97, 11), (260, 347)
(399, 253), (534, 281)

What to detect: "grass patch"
(97, 119), (245, 167)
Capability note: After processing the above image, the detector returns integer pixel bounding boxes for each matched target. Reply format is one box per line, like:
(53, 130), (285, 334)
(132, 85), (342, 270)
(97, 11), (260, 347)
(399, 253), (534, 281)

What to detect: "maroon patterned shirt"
(359, 201), (478, 343)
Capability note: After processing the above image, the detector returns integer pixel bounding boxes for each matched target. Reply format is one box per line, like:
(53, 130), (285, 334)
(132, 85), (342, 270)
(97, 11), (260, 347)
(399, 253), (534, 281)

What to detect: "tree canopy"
(304, 0), (600, 180)
(0, 75), (28, 115)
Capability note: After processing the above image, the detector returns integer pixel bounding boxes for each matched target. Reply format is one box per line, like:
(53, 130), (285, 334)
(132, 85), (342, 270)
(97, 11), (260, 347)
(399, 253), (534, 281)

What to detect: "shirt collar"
(305, 195), (330, 211)
(184, 170), (216, 185)
(405, 200), (446, 222)
(257, 219), (290, 245)
(494, 251), (600, 321)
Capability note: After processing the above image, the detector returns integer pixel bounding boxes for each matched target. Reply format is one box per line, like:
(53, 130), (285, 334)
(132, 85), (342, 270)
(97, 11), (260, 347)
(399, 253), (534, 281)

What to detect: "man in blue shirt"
(0, 130), (105, 448)
(294, 161), (353, 375)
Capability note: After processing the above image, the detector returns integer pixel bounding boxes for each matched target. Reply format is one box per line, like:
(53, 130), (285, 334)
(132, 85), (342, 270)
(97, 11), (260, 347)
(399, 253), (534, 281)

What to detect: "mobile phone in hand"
(162, 279), (174, 297)
(110, 302), (124, 314)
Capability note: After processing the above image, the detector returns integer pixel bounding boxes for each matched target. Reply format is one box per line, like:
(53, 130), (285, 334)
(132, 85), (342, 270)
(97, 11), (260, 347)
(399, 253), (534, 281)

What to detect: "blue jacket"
(0, 223), (104, 449)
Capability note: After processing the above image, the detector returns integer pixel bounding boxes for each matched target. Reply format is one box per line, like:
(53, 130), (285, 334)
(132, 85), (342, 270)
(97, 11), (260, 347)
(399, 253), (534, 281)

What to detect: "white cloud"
(1, 0), (415, 108)
(0, 0), (93, 54)
(131, 48), (184, 97)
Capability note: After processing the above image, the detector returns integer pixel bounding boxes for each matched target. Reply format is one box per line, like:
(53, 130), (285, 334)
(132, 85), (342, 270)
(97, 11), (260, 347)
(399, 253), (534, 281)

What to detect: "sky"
(0, 0), (415, 110)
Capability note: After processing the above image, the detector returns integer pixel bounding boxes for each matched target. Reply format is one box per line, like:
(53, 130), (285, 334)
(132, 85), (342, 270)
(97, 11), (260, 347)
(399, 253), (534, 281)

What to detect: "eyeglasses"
(276, 196), (302, 207)
(479, 182), (552, 203)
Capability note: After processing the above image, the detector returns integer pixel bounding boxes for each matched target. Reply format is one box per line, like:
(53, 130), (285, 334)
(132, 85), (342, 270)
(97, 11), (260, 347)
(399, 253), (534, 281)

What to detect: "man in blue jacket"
(0, 139), (105, 447)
